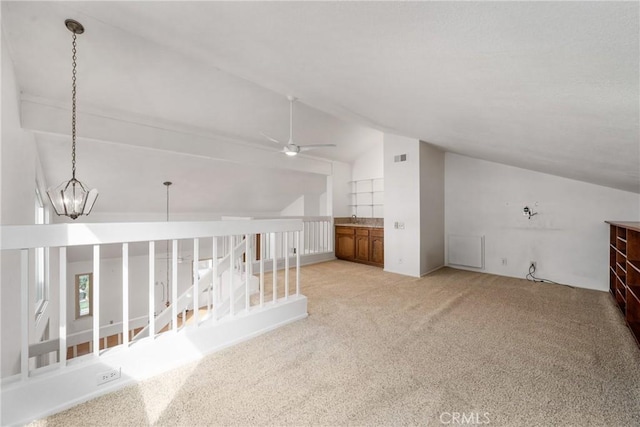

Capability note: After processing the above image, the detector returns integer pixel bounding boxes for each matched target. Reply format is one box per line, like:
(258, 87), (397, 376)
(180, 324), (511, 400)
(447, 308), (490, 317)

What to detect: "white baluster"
(296, 230), (301, 296)
(122, 243), (129, 347)
(212, 237), (218, 321)
(193, 238), (199, 326)
(245, 235), (250, 311)
(148, 241), (155, 340)
(284, 231), (289, 300)
(172, 240), (178, 332)
(93, 245), (100, 356)
(59, 247), (67, 367)
(260, 233), (264, 308)
(229, 236), (235, 317)
(20, 249), (29, 379)
(271, 232), (277, 303)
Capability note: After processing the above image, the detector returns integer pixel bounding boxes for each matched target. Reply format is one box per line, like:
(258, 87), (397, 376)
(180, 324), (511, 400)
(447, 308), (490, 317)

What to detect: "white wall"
(1, 38), (56, 377)
(352, 142), (383, 182)
(280, 196), (305, 216)
(384, 134), (422, 276)
(331, 160), (352, 217)
(420, 143), (445, 274)
(445, 153), (640, 290)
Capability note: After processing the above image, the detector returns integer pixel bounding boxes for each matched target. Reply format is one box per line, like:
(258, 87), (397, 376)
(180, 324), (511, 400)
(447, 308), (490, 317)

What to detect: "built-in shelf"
(349, 178), (383, 218)
(606, 221), (640, 349)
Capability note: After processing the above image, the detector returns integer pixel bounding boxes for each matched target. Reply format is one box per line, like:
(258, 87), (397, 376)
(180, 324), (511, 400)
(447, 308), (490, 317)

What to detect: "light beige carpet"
(31, 262), (640, 426)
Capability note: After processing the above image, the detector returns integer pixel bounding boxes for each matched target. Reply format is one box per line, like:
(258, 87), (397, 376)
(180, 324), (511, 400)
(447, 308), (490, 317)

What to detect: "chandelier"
(46, 19), (98, 220)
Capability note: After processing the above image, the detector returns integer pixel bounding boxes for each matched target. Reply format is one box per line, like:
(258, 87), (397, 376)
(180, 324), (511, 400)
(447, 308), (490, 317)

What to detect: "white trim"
(1, 219), (303, 250)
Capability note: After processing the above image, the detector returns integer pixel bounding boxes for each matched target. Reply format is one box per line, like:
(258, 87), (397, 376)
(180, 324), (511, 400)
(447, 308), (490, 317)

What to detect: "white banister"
(2, 218), (309, 389)
(59, 247), (67, 367)
(92, 245), (100, 356)
(122, 243), (129, 347)
(172, 240), (178, 332)
(193, 238), (199, 326)
(148, 241), (155, 340)
(20, 249), (29, 380)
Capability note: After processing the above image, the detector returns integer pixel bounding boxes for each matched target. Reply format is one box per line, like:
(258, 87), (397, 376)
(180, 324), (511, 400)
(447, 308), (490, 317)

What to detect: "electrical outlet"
(96, 367), (121, 385)
(530, 261), (537, 270)
(501, 258), (508, 266)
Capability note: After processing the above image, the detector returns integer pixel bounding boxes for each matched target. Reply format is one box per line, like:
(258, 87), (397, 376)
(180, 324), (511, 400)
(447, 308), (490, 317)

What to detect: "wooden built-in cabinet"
(335, 226), (384, 267)
(606, 221), (640, 349)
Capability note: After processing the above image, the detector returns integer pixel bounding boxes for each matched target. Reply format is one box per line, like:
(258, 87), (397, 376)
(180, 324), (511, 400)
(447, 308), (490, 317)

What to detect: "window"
(76, 273), (93, 318)
(35, 187), (48, 317)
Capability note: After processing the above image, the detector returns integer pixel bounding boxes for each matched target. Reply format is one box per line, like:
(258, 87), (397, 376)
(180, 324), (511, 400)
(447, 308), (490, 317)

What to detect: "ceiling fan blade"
(297, 144), (337, 152)
(260, 132), (283, 145)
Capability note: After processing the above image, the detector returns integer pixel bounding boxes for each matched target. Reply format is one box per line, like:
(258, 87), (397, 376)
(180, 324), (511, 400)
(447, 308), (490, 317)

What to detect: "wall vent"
(394, 154), (407, 163)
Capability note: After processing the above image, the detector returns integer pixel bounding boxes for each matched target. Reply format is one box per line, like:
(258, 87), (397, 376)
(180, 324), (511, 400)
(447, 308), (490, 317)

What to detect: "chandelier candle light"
(46, 19), (98, 220)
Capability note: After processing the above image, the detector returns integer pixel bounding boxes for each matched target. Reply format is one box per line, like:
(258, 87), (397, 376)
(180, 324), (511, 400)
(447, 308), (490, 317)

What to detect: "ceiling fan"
(262, 96), (336, 156)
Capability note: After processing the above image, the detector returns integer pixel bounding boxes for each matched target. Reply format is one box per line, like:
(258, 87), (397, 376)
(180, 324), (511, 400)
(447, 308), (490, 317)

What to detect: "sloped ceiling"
(2, 1), (639, 205)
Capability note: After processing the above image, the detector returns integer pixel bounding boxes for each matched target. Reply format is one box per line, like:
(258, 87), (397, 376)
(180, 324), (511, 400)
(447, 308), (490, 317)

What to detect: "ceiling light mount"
(64, 19), (84, 35)
(47, 19), (98, 220)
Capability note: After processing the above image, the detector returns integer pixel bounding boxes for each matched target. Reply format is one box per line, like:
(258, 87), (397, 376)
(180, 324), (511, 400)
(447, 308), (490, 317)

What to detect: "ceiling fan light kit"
(262, 95), (337, 156)
(46, 19), (99, 220)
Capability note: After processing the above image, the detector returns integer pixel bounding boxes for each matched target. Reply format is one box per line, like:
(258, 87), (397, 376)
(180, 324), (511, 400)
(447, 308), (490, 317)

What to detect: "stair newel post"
(148, 241), (155, 340)
(59, 247), (67, 367)
(193, 238), (199, 326)
(171, 239), (178, 332)
(122, 243), (129, 347)
(92, 245), (100, 357)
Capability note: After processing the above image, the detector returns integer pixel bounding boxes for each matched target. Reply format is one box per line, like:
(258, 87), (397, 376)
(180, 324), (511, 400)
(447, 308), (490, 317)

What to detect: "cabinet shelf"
(606, 221), (640, 350)
(349, 178), (384, 218)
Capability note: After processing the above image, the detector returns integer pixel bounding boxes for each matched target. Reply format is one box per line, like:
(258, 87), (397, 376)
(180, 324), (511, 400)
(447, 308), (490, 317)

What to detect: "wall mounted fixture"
(523, 206), (538, 219)
(46, 19), (98, 219)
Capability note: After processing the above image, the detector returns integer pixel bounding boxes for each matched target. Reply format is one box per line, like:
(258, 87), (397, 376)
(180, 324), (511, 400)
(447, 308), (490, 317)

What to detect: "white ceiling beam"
(21, 96), (333, 176)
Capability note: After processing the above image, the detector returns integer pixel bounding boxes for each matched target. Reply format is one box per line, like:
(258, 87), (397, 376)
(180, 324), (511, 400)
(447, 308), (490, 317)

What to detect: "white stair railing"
(1, 219), (303, 381)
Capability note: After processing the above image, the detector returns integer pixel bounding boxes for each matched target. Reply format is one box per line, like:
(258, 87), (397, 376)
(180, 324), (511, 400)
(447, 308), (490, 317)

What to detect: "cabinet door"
(370, 230), (384, 266)
(355, 231), (370, 262)
(335, 227), (356, 260)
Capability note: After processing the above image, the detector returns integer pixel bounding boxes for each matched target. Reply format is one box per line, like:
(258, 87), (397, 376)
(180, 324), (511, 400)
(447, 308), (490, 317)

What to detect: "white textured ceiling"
(3, 1), (639, 201)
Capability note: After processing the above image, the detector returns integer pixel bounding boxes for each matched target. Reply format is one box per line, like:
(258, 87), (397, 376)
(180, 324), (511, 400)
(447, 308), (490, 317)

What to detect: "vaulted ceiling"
(2, 1), (638, 214)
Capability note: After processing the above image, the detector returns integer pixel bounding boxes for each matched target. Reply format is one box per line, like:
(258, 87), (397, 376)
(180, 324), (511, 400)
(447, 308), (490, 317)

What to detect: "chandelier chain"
(71, 32), (78, 179)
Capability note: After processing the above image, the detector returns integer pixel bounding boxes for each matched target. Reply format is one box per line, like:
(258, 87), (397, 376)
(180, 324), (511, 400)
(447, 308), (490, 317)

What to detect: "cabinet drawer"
(370, 229), (384, 238)
(356, 228), (370, 236)
(336, 226), (355, 235)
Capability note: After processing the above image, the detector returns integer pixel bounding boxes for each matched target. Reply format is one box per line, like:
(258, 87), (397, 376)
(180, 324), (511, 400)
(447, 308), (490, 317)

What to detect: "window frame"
(34, 186), (49, 320)
(75, 273), (93, 319)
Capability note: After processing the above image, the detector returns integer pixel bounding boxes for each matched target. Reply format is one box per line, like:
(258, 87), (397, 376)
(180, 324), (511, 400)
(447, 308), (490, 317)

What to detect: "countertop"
(335, 223), (384, 229)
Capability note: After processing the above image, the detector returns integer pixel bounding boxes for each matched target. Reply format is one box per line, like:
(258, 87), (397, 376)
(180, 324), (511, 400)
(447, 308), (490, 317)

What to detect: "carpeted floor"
(31, 261), (640, 426)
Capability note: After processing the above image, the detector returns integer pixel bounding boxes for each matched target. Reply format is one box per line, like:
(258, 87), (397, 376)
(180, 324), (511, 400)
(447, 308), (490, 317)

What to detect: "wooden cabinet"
(335, 226), (356, 260)
(355, 229), (370, 262)
(606, 221), (640, 349)
(370, 229), (384, 266)
(335, 226), (384, 267)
